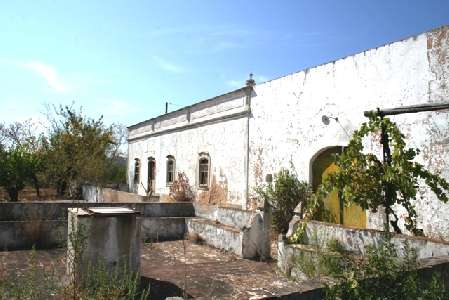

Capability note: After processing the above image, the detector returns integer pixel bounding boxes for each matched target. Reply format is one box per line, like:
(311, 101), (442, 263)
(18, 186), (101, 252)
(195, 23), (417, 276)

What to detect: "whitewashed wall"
(127, 26), (449, 239)
(249, 26), (449, 239)
(128, 90), (249, 206)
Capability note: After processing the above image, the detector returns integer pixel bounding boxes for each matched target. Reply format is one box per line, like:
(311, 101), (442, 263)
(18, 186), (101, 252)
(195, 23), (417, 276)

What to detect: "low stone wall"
(279, 219), (449, 282)
(0, 187), (58, 202)
(193, 203), (256, 229)
(82, 185), (159, 203)
(0, 201), (269, 258)
(0, 201), (194, 221)
(288, 220), (449, 259)
(0, 202), (195, 250)
(0, 220), (66, 250)
(141, 217), (187, 241)
(191, 204), (271, 259)
(276, 252), (449, 299)
(102, 188), (156, 202)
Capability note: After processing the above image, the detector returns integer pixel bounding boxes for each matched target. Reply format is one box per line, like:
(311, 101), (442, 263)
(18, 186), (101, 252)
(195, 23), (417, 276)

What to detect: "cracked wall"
(249, 26), (449, 239)
(127, 26), (449, 239)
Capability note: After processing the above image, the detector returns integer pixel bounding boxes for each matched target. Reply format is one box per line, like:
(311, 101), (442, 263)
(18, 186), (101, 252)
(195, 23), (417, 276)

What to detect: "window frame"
(198, 152), (210, 190)
(166, 155), (176, 186)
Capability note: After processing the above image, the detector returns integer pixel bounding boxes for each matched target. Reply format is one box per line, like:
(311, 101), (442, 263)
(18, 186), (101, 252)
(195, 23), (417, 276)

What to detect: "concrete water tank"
(66, 207), (141, 281)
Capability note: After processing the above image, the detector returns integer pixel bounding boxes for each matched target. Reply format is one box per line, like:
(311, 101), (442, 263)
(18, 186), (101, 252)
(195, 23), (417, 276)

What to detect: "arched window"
(166, 155), (176, 185)
(148, 157), (156, 192)
(198, 153), (210, 188)
(133, 158), (141, 184)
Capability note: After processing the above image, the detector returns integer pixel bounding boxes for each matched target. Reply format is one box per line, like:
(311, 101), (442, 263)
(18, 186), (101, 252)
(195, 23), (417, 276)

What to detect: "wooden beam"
(364, 102), (449, 117)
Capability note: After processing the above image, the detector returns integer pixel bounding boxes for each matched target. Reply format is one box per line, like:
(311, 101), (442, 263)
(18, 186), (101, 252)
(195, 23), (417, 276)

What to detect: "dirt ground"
(0, 240), (322, 299)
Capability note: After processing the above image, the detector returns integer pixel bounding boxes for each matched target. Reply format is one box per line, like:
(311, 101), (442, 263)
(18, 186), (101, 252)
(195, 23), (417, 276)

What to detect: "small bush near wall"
(323, 236), (447, 300)
(0, 251), (150, 300)
(169, 172), (193, 202)
(255, 168), (319, 234)
(292, 233), (352, 280)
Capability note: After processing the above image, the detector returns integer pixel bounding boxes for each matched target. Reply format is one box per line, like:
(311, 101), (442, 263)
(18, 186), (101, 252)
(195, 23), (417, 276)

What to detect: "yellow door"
(322, 163), (341, 223)
(322, 163), (366, 228)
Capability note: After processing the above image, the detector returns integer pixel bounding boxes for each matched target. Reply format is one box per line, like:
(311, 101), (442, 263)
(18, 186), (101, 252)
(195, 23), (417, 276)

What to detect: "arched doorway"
(311, 147), (366, 228)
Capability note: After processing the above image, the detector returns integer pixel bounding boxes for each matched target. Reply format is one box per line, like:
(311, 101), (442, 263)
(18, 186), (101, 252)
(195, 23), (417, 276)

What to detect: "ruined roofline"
(127, 86), (250, 130)
(261, 24), (449, 85)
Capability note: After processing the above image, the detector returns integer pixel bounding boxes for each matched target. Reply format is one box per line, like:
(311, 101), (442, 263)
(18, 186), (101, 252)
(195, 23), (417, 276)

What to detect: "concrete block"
(67, 207), (141, 282)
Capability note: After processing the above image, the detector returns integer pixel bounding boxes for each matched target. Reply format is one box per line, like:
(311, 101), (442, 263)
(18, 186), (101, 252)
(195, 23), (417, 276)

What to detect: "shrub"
(255, 168), (313, 234)
(292, 232), (352, 280)
(169, 172), (193, 202)
(324, 236), (447, 300)
(0, 247), (59, 300)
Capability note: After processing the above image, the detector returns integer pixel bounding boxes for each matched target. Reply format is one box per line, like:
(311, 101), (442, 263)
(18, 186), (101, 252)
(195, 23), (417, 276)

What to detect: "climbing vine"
(320, 113), (449, 234)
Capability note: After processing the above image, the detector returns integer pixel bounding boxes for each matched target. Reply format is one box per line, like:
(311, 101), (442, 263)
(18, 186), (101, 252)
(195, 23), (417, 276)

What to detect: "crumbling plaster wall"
(249, 26), (449, 239)
(128, 92), (249, 207)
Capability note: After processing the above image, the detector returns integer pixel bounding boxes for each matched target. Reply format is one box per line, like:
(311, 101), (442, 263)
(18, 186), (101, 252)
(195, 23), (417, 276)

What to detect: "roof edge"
(259, 24), (449, 86)
(127, 86), (250, 130)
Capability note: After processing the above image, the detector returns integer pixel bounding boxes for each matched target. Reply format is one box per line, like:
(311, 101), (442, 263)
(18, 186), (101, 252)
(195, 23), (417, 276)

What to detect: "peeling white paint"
(128, 26), (449, 240)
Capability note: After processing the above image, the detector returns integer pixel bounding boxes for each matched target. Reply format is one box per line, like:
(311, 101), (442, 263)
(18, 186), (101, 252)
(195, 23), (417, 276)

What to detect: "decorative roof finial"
(246, 73), (256, 87)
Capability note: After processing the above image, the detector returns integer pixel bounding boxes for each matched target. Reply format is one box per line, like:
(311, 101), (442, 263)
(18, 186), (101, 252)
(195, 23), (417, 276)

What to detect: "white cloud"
(152, 56), (184, 74)
(21, 61), (68, 93)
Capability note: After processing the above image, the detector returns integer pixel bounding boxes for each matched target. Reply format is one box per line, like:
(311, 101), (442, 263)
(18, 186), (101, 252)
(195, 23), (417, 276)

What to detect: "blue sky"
(1, 1), (449, 128)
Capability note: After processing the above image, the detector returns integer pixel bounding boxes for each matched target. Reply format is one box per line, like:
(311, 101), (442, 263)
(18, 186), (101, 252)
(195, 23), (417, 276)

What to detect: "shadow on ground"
(141, 276), (193, 300)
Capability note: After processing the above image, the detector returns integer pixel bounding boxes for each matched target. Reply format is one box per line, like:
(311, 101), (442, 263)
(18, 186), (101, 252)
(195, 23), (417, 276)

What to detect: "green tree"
(0, 146), (39, 201)
(44, 105), (116, 198)
(0, 120), (45, 201)
(321, 114), (449, 234)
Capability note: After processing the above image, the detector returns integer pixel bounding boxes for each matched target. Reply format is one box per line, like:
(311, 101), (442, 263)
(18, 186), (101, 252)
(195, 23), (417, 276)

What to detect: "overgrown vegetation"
(0, 252), (149, 300)
(0, 104), (127, 201)
(293, 234), (348, 280)
(0, 246), (59, 299)
(291, 234), (447, 299)
(323, 236), (447, 300)
(169, 172), (193, 202)
(255, 167), (330, 234)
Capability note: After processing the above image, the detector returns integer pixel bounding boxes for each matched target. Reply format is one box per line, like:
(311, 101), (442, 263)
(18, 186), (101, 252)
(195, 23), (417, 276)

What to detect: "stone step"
(186, 217), (243, 256)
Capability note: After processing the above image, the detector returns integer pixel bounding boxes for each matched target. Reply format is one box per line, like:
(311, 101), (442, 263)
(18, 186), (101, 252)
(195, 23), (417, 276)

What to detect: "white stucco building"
(128, 25), (449, 239)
